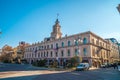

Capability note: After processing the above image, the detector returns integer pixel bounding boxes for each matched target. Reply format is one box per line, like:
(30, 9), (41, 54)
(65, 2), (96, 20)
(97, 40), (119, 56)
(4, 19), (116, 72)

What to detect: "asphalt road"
(34, 68), (120, 80)
(0, 63), (120, 80)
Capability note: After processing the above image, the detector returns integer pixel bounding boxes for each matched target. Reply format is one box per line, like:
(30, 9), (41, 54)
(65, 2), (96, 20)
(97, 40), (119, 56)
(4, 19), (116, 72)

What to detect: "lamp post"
(74, 37), (83, 63)
(117, 4), (120, 14)
(117, 4), (120, 62)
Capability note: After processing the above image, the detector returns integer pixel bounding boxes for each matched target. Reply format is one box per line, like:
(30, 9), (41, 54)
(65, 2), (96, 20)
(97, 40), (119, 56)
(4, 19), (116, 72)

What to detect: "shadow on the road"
(0, 74), (40, 80)
(0, 63), (48, 72)
(0, 71), (105, 80)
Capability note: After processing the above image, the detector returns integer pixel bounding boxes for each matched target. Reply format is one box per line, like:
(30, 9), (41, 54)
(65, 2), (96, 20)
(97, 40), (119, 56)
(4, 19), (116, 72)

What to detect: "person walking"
(113, 63), (117, 69)
(113, 63), (116, 69)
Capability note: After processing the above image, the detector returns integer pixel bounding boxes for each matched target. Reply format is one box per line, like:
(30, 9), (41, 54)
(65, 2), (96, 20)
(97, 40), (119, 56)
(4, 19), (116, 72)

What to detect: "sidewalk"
(89, 67), (99, 70)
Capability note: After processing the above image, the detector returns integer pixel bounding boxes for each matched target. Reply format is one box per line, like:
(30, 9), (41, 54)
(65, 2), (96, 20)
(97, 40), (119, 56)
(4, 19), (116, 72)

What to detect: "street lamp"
(117, 4), (120, 14)
(117, 4), (120, 61)
(74, 37), (83, 63)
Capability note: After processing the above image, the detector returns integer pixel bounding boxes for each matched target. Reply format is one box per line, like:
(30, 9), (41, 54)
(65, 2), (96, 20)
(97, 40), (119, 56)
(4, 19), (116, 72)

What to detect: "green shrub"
(32, 59), (47, 67)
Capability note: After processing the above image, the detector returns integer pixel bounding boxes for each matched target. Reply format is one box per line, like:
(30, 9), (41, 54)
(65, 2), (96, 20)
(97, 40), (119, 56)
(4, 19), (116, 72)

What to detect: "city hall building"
(24, 19), (119, 67)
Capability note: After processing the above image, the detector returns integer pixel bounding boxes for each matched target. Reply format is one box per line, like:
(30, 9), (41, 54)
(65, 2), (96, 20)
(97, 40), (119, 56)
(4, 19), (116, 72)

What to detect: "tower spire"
(55, 13), (59, 23)
(57, 13), (59, 19)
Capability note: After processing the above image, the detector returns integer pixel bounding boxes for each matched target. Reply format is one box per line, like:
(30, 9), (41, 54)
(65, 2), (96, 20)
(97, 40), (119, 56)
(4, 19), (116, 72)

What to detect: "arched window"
(56, 43), (58, 48)
(55, 52), (58, 57)
(92, 48), (95, 56)
(83, 48), (87, 56)
(44, 52), (46, 57)
(68, 49), (71, 56)
(75, 40), (78, 46)
(61, 42), (64, 47)
(38, 52), (40, 58)
(51, 51), (53, 57)
(68, 41), (71, 46)
(61, 50), (64, 57)
(47, 52), (48, 57)
(83, 38), (87, 44)
(41, 52), (43, 57)
(75, 49), (78, 56)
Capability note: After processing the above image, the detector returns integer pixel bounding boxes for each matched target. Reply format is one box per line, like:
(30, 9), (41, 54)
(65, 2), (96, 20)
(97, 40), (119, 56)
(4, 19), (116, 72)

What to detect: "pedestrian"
(113, 63), (117, 69)
(113, 63), (116, 69)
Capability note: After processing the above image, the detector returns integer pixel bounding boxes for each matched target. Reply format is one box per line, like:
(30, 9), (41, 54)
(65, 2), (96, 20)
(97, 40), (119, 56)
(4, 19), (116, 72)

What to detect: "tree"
(67, 56), (80, 67)
(0, 45), (16, 63)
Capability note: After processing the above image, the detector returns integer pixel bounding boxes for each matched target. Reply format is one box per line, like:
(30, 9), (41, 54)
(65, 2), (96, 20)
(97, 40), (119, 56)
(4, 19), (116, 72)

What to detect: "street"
(0, 63), (120, 80)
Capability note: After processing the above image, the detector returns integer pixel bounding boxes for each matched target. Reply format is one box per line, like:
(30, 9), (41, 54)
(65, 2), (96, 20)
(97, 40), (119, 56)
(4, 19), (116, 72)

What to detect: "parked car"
(101, 63), (108, 68)
(76, 63), (90, 71)
(101, 63), (112, 68)
(101, 64), (106, 68)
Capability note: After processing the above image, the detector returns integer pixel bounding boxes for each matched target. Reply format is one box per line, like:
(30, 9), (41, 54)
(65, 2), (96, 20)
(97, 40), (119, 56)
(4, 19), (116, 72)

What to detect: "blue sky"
(0, 0), (120, 48)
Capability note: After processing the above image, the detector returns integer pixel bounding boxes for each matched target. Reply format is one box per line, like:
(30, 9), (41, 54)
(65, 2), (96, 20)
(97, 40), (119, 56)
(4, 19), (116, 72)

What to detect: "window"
(92, 39), (94, 44)
(35, 53), (37, 57)
(83, 38), (87, 44)
(55, 52), (58, 57)
(32, 53), (34, 58)
(68, 41), (71, 46)
(41, 52), (43, 57)
(61, 50), (64, 57)
(75, 40), (78, 46)
(38, 52), (40, 58)
(39, 46), (41, 50)
(96, 40), (99, 45)
(47, 45), (49, 49)
(47, 52), (48, 57)
(83, 48), (87, 56)
(68, 49), (70, 56)
(36, 47), (37, 50)
(44, 52), (46, 57)
(51, 51), (53, 57)
(61, 42), (64, 47)
(75, 49), (78, 56)
(42, 46), (43, 49)
(92, 48), (95, 56)
(56, 43), (58, 48)
(51, 44), (53, 49)
(44, 46), (46, 49)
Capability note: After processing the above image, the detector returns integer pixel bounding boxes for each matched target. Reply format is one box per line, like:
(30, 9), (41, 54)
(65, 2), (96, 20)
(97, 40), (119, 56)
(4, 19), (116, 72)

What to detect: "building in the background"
(0, 43), (29, 63)
(0, 45), (16, 63)
(16, 41), (30, 63)
(105, 38), (119, 63)
(23, 18), (120, 68)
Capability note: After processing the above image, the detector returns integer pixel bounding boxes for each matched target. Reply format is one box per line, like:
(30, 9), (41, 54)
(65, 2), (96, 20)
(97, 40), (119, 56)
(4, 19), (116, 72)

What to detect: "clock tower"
(51, 18), (62, 39)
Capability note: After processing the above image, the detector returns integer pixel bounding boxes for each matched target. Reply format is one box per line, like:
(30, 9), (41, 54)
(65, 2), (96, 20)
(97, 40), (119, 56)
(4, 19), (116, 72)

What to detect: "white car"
(76, 63), (90, 71)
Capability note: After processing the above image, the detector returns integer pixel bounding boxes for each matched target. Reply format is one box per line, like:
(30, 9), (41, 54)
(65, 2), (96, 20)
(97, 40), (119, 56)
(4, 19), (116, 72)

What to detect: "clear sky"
(0, 0), (120, 48)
